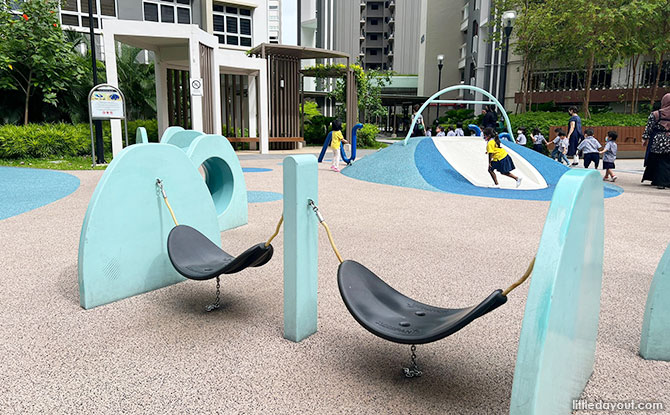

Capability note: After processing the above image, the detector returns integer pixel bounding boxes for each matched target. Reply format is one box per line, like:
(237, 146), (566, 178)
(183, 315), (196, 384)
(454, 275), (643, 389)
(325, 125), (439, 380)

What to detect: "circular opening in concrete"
(200, 157), (234, 216)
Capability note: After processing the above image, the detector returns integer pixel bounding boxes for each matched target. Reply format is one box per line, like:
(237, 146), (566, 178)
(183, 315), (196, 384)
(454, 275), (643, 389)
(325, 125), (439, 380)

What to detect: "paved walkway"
(0, 152), (668, 414)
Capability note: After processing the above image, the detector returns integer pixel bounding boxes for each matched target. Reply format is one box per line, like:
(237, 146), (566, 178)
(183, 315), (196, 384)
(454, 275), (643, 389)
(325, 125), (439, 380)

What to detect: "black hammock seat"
(337, 260), (508, 345)
(167, 225), (273, 280)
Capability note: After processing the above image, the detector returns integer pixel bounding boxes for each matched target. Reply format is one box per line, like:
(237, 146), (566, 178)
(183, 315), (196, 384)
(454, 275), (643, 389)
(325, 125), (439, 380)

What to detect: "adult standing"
(410, 104), (426, 137)
(642, 93), (670, 189)
(566, 106), (584, 166)
(481, 106), (498, 130)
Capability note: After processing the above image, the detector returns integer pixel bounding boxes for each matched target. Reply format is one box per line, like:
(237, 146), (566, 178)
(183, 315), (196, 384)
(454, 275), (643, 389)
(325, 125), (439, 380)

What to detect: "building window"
(371, 19), (378, 25)
(143, 0), (190, 24)
(57, 0), (117, 29)
(213, 2), (253, 47)
(371, 3), (379, 9)
(370, 49), (378, 55)
(370, 34), (378, 40)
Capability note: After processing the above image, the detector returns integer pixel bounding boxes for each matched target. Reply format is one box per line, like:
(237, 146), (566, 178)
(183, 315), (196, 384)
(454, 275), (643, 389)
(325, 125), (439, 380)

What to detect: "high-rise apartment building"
(268, 0), (281, 43)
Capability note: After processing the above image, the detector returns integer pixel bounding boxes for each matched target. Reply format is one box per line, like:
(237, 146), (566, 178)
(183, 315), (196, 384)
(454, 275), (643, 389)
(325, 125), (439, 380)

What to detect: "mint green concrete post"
(283, 155), (318, 342)
(510, 169), (604, 415)
(640, 242), (670, 361)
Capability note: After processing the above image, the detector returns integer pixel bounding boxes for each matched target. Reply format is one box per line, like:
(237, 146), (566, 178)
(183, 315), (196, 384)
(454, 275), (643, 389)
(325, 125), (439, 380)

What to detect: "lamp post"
(436, 54), (444, 123)
(87, 0), (105, 164)
(499, 10), (516, 111)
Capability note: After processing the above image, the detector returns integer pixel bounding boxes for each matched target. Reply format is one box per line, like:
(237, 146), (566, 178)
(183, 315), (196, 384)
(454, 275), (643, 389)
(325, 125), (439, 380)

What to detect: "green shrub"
(357, 123), (379, 147)
(304, 115), (335, 145)
(437, 108), (475, 125)
(0, 120), (159, 159)
(507, 112), (648, 138)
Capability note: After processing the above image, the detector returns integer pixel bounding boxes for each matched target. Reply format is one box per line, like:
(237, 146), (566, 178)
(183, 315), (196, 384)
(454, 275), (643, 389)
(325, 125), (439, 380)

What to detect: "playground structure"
(75, 125), (669, 413)
(317, 123), (364, 165)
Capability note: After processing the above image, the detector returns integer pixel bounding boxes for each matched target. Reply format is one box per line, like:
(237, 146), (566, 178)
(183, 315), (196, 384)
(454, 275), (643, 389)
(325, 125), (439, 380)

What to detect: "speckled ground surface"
(1, 153), (669, 414)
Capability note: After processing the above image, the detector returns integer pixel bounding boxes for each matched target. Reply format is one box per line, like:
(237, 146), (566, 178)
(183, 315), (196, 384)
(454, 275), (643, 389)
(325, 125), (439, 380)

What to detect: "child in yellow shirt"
(330, 120), (348, 172)
(484, 127), (522, 188)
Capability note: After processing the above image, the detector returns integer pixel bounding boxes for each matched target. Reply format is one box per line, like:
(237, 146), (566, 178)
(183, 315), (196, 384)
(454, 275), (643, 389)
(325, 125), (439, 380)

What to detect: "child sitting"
(600, 131), (618, 181)
(577, 128), (602, 169)
(329, 120), (348, 172)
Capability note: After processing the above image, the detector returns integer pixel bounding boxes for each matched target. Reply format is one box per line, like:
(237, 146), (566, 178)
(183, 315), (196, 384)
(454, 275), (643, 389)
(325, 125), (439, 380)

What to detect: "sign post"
(88, 84), (129, 167)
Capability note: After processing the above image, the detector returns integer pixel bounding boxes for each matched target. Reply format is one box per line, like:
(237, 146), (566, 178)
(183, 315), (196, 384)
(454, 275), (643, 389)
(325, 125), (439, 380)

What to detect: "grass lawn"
(0, 156), (108, 170)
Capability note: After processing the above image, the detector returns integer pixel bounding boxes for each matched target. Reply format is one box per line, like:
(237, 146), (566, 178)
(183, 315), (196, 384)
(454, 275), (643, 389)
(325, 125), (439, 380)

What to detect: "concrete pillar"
(154, 53), (169, 137)
(102, 33), (123, 157)
(247, 74), (258, 139)
(283, 155), (318, 342)
(258, 65), (270, 154)
(188, 39), (203, 132)
(212, 51), (221, 135)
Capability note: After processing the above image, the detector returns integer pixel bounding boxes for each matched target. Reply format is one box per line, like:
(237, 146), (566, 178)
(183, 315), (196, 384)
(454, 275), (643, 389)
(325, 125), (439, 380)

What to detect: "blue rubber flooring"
(242, 167), (273, 173)
(342, 138), (622, 201)
(0, 167), (81, 220)
(247, 191), (282, 203)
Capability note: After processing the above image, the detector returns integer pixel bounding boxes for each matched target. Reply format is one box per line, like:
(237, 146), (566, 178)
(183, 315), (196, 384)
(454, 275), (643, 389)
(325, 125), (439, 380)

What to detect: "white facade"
(101, 0), (271, 154)
(268, 0), (281, 43)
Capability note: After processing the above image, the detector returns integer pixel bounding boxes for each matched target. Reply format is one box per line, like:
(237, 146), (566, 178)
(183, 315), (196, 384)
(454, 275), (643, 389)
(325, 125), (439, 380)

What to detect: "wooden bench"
(226, 137), (305, 150)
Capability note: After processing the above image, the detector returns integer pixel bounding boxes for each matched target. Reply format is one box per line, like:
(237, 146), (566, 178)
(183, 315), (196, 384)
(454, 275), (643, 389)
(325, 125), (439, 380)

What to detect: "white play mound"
(432, 136), (548, 190)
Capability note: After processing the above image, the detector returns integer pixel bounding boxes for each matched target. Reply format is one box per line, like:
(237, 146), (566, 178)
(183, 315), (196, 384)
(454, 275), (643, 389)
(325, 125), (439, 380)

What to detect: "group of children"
(515, 126), (619, 182)
(435, 122), (465, 137)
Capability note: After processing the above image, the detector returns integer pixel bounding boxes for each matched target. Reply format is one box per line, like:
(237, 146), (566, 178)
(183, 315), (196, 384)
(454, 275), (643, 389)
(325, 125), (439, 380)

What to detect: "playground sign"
(88, 84), (129, 166)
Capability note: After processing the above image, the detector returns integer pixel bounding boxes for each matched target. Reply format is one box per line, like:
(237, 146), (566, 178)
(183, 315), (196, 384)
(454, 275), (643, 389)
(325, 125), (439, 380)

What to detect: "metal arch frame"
(403, 85), (514, 145)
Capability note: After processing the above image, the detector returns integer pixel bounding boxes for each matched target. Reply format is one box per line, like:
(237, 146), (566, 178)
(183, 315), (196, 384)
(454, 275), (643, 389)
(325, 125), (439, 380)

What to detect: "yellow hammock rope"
(502, 257), (535, 296)
(265, 216), (284, 247)
(157, 178), (283, 246)
(310, 198), (535, 296)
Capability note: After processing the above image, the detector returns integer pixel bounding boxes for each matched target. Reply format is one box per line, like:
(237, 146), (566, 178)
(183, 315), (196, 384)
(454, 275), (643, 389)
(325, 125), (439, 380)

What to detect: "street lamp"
(436, 54), (444, 123)
(499, 10), (516, 109)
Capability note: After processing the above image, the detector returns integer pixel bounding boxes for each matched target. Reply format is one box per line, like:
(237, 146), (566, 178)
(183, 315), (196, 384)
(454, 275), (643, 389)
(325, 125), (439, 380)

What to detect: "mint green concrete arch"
(78, 143), (220, 309)
(510, 169), (604, 415)
(185, 134), (249, 231)
(135, 127), (148, 144)
(160, 126), (185, 143)
(162, 129), (205, 150)
(640, 242), (670, 361)
(403, 85), (514, 145)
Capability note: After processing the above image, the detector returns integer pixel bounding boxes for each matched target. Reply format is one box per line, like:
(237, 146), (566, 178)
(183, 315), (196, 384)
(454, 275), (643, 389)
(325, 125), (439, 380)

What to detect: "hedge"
(0, 120), (158, 159)
(507, 112), (648, 138)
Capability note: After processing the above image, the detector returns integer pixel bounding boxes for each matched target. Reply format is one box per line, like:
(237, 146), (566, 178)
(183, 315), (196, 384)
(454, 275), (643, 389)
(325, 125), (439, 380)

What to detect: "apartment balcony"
(388, 17), (395, 25)
(389, 0), (395, 9)
(360, 32), (365, 40)
(388, 50), (394, 57)
(461, 4), (469, 31)
(360, 1), (365, 7)
(388, 32), (394, 41)
(471, 35), (478, 54)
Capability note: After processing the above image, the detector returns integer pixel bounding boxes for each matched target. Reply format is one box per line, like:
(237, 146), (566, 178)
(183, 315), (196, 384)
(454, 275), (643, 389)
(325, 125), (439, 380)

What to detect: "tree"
(329, 65), (392, 124)
(0, 0), (83, 124)
(117, 45), (156, 120)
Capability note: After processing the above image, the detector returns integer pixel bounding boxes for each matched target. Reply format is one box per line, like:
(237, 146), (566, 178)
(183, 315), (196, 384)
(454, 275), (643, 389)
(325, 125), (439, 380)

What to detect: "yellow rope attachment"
(320, 221), (343, 264)
(156, 178), (179, 226)
(163, 197), (179, 227)
(265, 216), (284, 247)
(502, 257), (535, 296)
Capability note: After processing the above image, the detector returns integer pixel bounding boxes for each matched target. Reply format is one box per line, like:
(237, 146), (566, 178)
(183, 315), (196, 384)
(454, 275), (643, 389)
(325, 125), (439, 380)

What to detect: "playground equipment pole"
(87, 0), (105, 164)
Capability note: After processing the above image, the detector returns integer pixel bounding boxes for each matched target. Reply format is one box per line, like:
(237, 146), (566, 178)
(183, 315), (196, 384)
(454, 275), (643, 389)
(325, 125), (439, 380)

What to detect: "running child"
(516, 127), (527, 146)
(555, 130), (570, 166)
(600, 131), (618, 181)
(577, 128), (602, 169)
(329, 120), (348, 172)
(531, 128), (548, 153)
(484, 127), (522, 188)
(454, 122), (465, 136)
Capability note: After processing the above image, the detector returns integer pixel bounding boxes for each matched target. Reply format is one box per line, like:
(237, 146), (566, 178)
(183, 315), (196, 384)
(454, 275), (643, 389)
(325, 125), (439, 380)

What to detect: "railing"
(403, 85), (514, 145)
